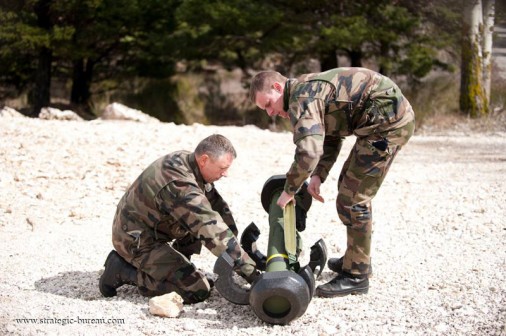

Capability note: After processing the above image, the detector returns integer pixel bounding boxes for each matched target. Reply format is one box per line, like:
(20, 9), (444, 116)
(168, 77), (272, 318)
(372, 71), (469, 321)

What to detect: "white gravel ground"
(0, 116), (504, 335)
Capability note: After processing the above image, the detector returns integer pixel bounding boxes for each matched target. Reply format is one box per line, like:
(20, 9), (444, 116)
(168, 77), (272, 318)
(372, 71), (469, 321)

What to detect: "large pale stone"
(101, 102), (159, 123)
(148, 292), (184, 318)
(39, 107), (83, 121)
(0, 106), (25, 118)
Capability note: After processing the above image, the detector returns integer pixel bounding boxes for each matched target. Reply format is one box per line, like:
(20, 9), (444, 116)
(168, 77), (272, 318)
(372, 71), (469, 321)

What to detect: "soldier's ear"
(196, 154), (209, 168)
(273, 82), (283, 92)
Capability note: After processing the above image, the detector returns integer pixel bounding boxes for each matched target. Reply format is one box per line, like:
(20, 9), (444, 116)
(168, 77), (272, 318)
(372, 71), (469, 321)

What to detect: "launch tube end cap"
(260, 175), (312, 213)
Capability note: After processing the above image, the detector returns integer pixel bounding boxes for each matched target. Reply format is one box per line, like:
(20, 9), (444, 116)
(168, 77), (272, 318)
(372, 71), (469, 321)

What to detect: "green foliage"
(399, 45), (436, 79)
(321, 16), (370, 50)
(0, 0), (181, 107)
(0, 0), (493, 124)
(173, 0), (282, 70)
(172, 0), (441, 79)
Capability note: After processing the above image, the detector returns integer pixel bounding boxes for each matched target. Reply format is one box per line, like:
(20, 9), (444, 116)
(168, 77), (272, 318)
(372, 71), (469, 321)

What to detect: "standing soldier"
(99, 134), (258, 303)
(250, 67), (415, 297)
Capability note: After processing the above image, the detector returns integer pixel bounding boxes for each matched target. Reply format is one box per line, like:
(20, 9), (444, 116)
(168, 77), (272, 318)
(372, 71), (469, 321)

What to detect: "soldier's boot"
(327, 257), (344, 272)
(315, 272), (369, 298)
(99, 250), (137, 297)
(327, 256), (373, 278)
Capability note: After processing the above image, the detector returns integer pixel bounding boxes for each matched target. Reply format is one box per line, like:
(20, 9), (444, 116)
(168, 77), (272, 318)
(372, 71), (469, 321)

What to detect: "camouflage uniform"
(112, 150), (255, 303)
(283, 67), (415, 276)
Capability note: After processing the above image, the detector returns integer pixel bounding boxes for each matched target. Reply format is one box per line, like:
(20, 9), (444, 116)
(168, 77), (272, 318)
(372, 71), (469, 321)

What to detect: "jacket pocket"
(369, 87), (402, 124)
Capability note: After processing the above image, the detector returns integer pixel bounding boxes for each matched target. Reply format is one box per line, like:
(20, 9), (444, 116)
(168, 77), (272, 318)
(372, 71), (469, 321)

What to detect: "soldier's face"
(255, 83), (288, 119)
(198, 153), (234, 183)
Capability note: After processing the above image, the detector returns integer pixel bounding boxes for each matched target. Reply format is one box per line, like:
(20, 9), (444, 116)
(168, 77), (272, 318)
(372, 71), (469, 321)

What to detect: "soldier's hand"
(276, 191), (295, 208)
(238, 263), (260, 284)
(235, 254), (259, 284)
(308, 175), (324, 203)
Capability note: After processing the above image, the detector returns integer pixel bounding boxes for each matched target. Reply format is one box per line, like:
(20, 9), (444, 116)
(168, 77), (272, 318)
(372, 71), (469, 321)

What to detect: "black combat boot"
(327, 257), (344, 272)
(315, 272), (369, 298)
(99, 250), (138, 297)
(327, 256), (373, 277)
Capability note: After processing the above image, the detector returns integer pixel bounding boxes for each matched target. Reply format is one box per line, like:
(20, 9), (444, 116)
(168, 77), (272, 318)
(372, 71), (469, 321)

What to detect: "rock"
(148, 292), (184, 318)
(0, 106), (25, 118)
(101, 102), (159, 123)
(183, 321), (197, 331)
(39, 107), (83, 121)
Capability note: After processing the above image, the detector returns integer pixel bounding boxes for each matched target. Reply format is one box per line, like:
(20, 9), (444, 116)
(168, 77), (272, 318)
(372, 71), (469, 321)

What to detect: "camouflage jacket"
(112, 150), (252, 268)
(283, 67), (414, 193)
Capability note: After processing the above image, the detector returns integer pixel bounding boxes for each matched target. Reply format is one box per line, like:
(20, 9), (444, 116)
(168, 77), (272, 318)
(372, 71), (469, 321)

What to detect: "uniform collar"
(283, 78), (296, 112)
(189, 153), (204, 183)
(189, 152), (213, 192)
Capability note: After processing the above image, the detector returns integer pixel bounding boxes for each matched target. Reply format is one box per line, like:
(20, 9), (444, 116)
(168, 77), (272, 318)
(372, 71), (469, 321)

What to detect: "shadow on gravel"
(35, 271), (273, 328)
(34, 270), (140, 301)
(34, 271), (262, 327)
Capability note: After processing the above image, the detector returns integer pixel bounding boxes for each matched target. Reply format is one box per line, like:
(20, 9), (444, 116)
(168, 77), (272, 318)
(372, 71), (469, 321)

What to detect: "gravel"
(0, 116), (504, 335)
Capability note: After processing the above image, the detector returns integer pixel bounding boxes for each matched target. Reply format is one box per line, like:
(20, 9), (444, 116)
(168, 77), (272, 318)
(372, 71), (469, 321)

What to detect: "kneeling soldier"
(99, 134), (257, 303)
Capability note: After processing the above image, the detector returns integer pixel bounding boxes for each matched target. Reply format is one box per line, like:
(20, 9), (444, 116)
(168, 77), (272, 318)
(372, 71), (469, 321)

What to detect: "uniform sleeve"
(205, 185), (238, 236)
(158, 180), (233, 257)
(284, 83), (328, 194)
(311, 136), (344, 183)
(158, 180), (250, 264)
(284, 134), (324, 194)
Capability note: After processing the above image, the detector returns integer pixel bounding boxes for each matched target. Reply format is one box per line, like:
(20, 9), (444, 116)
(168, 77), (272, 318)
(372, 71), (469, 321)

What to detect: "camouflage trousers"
(336, 108), (415, 276)
(113, 228), (211, 303)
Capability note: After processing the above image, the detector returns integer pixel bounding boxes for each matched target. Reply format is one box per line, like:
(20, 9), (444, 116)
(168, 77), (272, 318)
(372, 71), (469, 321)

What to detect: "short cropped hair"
(195, 134), (237, 160)
(249, 71), (286, 103)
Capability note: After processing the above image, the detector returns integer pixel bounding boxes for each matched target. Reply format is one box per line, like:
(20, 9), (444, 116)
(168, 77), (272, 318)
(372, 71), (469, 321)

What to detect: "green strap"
(283, 202), (298, 265)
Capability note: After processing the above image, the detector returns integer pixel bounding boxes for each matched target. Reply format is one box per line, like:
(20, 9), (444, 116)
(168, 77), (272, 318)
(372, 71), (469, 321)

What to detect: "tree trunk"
(29, 0), (52, 117)
(482, 0), (495, 102)
(70, 58), (94, 115)
(349, 50), (363, 68)
(320, 50), (338, 71)
(460, 0), (488, 117)
(30, 48), (52, 117)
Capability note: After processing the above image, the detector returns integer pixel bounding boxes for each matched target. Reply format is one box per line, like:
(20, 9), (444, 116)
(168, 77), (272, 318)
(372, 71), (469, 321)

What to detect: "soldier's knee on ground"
(174, 271), (213, 304)
(138, 276), (212, 304)
(180, 288), (211, 304)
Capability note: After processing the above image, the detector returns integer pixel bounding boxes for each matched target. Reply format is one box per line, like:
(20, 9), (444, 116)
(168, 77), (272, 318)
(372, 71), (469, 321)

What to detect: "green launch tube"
(215, 174), (327, 325)
(255, 181), (307, 319)
(265, 189), (290, 273)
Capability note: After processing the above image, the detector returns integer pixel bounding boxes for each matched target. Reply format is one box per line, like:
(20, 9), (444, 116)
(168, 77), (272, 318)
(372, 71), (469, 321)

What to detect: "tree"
(482, 0), (495, 101)
(460, 0), (493, 117)
(29, 0), (52, 117)
(173, 0), (284, 74)
(0, 0), (181, 116)
(318, 1), (421, 73)
(52, 0), (177, 115)
(0, 0), (63, 116)
(1, 0), (494, 123)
